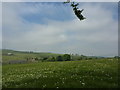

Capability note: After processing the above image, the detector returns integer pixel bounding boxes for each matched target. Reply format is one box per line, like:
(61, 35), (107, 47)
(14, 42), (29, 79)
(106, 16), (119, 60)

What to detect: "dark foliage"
(56, 56), (63, 61)
(63, 1), (86, 21)
(63, 54), (71, 61)
(71, 2), (86, 20)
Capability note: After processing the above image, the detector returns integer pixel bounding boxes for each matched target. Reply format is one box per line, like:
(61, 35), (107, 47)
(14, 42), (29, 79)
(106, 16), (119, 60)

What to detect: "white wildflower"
(82, 82), (85, 86)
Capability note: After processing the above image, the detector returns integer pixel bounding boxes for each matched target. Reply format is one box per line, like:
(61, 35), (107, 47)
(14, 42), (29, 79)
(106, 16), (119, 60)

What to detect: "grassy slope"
(2, 49), (61, 62)
(2, 58), (118, 88)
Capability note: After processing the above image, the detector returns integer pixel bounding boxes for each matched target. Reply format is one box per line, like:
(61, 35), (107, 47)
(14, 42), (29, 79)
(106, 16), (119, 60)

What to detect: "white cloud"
(2, 2), (118, 56)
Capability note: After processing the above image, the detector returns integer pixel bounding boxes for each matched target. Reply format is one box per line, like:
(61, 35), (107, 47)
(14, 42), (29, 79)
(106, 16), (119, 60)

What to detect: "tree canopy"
(63, 0), (86, 21)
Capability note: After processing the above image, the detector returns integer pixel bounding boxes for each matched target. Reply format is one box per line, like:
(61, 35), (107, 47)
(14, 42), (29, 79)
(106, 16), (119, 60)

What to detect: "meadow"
(2, 49), (61, 64)
(2, 58), (118, 88)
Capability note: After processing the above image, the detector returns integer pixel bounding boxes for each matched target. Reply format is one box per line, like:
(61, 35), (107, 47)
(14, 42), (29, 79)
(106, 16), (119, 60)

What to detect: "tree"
(63, 54), (71, 61)
(56, 56), (63, 61)
(43, 57), (48, 60)
(47, 56), (56, 61)
(114, 56), (119, 59)
(63, 0), (86, 21)
(51, 57), (56, 61)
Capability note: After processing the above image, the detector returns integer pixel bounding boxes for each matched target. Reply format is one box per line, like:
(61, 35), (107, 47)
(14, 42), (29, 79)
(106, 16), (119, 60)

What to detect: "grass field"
(2, 58), (118, 88)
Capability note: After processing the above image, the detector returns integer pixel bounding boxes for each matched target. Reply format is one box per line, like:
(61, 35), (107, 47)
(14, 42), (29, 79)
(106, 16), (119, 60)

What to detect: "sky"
(2, 2), (118, 56)
(1, 0), (119, 2)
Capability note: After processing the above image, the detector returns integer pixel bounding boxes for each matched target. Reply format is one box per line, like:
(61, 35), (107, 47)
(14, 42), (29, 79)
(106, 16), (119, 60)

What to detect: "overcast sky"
(2, 2), (118, 56)
(1, 0), (119, 2)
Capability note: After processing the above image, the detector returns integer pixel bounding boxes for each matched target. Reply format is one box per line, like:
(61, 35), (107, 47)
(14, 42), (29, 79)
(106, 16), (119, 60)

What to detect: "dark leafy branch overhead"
(63, 0), (86, 21)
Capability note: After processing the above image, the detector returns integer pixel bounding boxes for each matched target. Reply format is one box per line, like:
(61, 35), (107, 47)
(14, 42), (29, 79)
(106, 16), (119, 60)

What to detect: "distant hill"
(2, 49), (62, 62)
(2, 49), (22, 54)
(2, 49), (61, 55)
(2, 49), (108, 64)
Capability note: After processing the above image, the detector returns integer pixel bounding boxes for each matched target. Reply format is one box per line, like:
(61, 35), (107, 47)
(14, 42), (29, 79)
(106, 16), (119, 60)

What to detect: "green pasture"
(2, 49), (60, 62)
(2, 58), (118, 88)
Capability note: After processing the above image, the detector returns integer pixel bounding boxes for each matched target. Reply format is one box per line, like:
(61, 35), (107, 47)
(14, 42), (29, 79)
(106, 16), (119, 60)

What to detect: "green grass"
(2, 58), (118, 88)
(2, 49), (61, 62)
